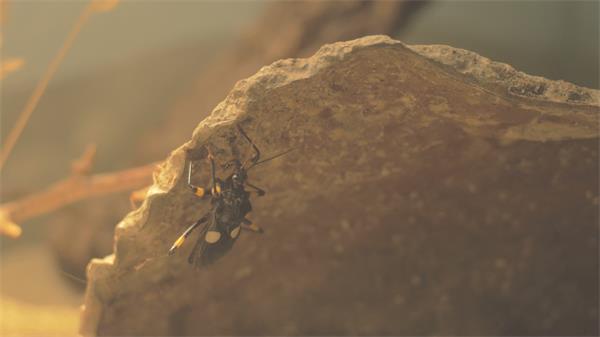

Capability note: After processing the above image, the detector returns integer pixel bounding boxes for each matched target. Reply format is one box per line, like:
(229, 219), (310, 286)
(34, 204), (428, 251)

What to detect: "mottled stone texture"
(80, 36), (598, 336)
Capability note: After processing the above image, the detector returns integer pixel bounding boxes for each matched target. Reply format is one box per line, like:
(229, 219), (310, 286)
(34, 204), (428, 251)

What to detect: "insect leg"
(237, 125), (261, 167)
(188, 212), (220, 265)
(245, 182), (266, 196)
(168, 214), (209, 255)
(187, 162), (209, 198)
(206, 146), (222, 196)
(241, 218), (264, 234)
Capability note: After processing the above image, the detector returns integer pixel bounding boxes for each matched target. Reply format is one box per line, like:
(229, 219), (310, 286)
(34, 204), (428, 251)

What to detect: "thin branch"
(0, 58), (25, 80)
(0, 145), (158, 238)
(0, 0), (120, 170)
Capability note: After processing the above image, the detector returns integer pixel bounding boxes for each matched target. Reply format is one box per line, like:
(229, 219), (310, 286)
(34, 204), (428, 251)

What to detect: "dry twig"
(0, 0), (120, 169)
(0, 58), (25, 80)
(0, 145), (157, 238)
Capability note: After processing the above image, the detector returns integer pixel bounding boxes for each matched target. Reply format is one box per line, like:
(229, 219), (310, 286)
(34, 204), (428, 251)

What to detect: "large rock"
(80, 36), (599, 336)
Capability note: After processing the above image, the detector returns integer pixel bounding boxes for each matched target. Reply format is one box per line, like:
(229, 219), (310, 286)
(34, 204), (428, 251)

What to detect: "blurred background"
(0, 0), (598, 335)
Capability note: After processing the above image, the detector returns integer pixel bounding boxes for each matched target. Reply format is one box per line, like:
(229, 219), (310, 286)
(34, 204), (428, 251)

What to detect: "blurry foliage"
(0, 1), (126, 335)
(0, 0), (155, 241)
(0, 0), (120, 169)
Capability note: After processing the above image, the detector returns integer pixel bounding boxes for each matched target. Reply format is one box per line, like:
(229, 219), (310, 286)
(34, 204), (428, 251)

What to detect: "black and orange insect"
(168, 125), (290, 267)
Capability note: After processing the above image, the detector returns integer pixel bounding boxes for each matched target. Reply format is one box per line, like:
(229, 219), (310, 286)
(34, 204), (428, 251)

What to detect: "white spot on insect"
(205, 231), (221, 243)
(230, 226), (241, 239)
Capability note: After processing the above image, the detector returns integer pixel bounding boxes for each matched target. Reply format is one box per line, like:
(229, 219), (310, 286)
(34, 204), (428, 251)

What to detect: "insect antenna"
(60, 270), (87, 285)
(237, 125), (261, 167)
(249, 148), (295, 170)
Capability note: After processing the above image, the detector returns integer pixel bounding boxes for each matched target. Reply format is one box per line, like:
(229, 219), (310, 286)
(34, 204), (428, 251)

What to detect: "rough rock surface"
(160, 0), (428, 155)
(80, 36), (599, 336)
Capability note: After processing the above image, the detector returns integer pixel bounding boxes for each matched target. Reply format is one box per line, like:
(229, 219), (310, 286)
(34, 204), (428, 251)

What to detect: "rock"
(160, 0), (429, 155)
(80, 35), (599, 336)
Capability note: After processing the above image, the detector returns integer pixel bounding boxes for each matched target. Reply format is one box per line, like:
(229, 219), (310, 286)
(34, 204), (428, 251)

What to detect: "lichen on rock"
(81, 35), (599, 336)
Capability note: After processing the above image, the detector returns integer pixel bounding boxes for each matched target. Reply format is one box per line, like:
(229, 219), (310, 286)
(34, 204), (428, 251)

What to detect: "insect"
(168, 125), (290, 267)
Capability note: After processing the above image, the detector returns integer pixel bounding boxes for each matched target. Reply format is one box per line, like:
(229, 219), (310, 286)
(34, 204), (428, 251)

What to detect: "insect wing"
(188, 224), (240, 267)
(187, 220), (211, 264)
(200, 233), (236, 267)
